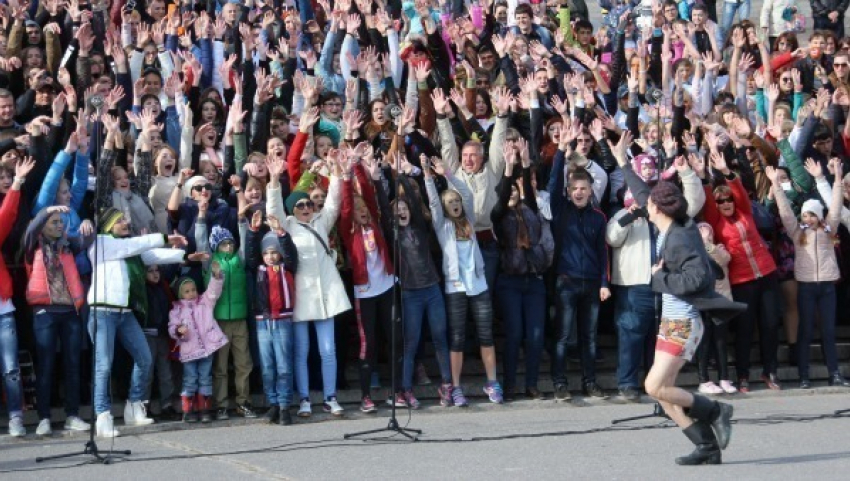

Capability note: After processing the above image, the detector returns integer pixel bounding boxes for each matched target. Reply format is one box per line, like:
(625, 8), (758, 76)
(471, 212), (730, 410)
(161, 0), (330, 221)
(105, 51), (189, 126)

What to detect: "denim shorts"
(655, 317), (704, 362)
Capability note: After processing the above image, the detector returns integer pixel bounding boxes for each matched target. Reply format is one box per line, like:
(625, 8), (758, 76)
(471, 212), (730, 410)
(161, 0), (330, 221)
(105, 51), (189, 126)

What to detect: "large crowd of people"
(0, 0), (849, 454)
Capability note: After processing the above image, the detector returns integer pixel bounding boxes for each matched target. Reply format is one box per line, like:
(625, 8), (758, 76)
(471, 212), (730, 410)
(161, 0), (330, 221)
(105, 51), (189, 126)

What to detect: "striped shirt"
(656, 232), (700, 319)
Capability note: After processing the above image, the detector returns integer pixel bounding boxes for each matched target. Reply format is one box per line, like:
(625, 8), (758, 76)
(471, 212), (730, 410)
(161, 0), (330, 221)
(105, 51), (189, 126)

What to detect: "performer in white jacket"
(88, 207), (187, 438)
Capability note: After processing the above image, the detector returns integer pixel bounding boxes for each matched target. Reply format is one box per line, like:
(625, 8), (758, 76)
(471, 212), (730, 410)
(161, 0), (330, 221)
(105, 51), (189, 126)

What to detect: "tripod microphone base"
(611, 403), (671, 425)
(344, 417), (422, 441)
(835, 408), (850, 416)
(35, 439), (132, 464)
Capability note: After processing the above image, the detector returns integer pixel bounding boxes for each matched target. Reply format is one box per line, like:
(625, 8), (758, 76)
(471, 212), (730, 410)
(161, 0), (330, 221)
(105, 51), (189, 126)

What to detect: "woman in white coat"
(265, 153), (350, 418)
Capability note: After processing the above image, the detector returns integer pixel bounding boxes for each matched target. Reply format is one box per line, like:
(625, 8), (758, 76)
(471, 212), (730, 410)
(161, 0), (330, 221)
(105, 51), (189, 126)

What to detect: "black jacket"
(245, 226), (299, 319)
(651, 220), (747, 322)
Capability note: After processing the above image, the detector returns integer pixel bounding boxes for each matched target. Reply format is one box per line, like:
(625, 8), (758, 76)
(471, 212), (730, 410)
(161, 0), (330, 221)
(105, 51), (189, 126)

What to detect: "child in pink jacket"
(169, 262), (229, 423)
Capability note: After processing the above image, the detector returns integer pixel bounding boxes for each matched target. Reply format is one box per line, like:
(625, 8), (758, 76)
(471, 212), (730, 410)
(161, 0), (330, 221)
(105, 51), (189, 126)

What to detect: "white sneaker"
(719, 380), (738, 394)
(124, 401), (155, 426)
(698, 381), (724, 394)
(35, 419), (52, 436)
(297, 399), (312, 418)
(64, 416), (91, 431)
(323, 398), (344, 416)
(8, 416), (25, 437)
(96, 412), (120, 438)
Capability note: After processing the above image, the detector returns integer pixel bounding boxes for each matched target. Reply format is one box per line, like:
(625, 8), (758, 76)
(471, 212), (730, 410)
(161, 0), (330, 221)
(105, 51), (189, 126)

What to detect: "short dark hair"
(514, 3), (533, 17)
(569, 168), (592, 186)
(574, 19), (593, 33)
(691, 3), (708, 13)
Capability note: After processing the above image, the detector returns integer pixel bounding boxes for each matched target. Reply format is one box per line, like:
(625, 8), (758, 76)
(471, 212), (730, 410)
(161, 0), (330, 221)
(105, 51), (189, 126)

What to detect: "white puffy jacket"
(88, 234), (186, 307)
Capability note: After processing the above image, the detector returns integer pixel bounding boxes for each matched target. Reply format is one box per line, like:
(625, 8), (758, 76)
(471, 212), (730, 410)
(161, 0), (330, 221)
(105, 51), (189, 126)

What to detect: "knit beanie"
(209, 225), (235, 252)
(183, 176), (208, 199)
(261, 231), (281, 254)
(285, 191), (310, 216)
(98, 207), (124, 234)
(801, 199), (824, 220)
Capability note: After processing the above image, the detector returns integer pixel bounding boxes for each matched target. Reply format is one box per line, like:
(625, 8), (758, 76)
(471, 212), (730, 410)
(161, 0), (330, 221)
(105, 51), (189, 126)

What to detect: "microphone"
(385, 103), (403, 121)
(89, 94), (105, 112)
(647, 88), (664, 105)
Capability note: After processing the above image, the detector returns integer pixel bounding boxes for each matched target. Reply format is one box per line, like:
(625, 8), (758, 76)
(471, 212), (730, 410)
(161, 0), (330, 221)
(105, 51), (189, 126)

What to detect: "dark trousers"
(446, 290), (494, 352)
(698, 313), (731, 382)
(815, 17), (845, 41)
(356, 287), (401, 397)
(497, 274), (546, 391)
(731, 273), (781, 379)
(797, 281), (839, 379)
(552, 276), (600, 386)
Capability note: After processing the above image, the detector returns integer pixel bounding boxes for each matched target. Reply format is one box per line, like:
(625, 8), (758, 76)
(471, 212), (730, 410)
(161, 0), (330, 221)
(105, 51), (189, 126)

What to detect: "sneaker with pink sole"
(698, 381), (724, 394)
(719, 380), (738, 394)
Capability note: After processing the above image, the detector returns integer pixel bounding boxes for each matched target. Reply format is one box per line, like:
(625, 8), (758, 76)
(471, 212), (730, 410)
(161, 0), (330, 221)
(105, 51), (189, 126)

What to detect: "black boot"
(689, 394), (733, 450)
(265, 406), (280, 424)
(675, 422), (722, 465)
(280, 408), (293, 426)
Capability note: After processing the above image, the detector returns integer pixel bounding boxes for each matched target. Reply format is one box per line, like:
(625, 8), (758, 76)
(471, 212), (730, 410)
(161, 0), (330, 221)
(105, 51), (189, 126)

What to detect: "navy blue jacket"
(547, 149), (610, 287)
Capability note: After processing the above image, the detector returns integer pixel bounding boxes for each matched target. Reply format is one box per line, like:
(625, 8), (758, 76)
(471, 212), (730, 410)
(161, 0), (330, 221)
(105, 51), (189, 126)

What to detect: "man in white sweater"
(606, 157), (705, 401)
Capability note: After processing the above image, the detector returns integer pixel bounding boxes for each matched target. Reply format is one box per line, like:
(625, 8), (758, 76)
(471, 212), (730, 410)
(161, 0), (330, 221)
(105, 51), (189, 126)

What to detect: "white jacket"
(425, 174), (486, 285)
(88, 234), (186, 307)
(269, 177), (351, 322)
(760, 0), (794, 37)
(605, 167), (706, 286)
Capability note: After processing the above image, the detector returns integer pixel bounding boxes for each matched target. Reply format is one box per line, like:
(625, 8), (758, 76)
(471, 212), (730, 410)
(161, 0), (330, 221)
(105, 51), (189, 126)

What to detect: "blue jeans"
(0, 313), (22, 417)
(497, 274), (546, 390)
(797, 281), (839, 379)
(720, 0), (751, 44)
(552, 276), (600, 386)
(402, 284), (452, 389)
(613, 285), (657, 390)
(294, 319), (336, 400)
(257, 319), (294, 406)
(182, 355), (214, 397)
(88, 309), (152, 414)
(33, 309), (83, 419)
(479, 238), (500, 293)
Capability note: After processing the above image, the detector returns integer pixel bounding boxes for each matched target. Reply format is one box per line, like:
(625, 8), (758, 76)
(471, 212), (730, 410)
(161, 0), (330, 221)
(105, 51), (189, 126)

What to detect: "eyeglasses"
(294, 200), (315, 209)
(323, 102), (342, 107)
(715, 197), (734, 205)
(192, 184), (214, 192)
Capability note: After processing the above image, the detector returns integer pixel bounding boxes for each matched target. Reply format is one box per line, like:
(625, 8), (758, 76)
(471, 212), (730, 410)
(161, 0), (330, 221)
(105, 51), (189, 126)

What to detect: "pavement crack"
(133, 434), (293, 480)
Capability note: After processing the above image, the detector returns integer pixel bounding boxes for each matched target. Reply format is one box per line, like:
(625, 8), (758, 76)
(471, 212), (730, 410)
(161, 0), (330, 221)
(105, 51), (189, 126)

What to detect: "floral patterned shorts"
(655, 317), (704, 361)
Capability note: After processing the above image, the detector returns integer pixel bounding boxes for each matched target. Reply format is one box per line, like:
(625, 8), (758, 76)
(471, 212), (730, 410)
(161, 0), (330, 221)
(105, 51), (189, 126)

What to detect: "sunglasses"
(835, 62), (849, 68)
(715, 197), (734, 205)
(193, 184), (214, 192)
(780, 77), (793, 83)
(294, 200), (315, 209)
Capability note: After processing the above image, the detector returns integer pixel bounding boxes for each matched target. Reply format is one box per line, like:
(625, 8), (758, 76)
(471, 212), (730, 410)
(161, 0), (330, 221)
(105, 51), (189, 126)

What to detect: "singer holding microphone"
(615, 138), (744, 466)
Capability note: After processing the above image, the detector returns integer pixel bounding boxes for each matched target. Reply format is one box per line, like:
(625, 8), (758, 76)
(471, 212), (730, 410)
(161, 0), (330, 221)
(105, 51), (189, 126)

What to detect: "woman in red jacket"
(0, 159), (34, 437)
(702, 153), (781, 393)
(339, 151), (405, 413)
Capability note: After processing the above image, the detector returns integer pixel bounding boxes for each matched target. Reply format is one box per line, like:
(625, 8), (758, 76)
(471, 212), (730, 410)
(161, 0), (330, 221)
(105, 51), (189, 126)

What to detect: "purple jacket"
(168, 275), (228, 362)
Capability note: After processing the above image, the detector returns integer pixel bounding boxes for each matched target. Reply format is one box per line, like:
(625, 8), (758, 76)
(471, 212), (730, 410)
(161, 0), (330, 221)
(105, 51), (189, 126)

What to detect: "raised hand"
(804, 157), (824, 179)
(430, 88), (449, 114)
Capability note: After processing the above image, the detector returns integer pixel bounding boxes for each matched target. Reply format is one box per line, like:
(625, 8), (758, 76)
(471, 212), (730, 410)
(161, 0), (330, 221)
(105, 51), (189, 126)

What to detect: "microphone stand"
(37, 96), (131, 464)
(344, 115), (421, 441)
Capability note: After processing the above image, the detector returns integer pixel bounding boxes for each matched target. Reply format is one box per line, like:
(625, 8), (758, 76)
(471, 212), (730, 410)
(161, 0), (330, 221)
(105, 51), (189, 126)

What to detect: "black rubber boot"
(265, 406), (280, 424)
(280, 408), (293, 426)
(689, 394), (733, 450)
(675, 422), (722, 465)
